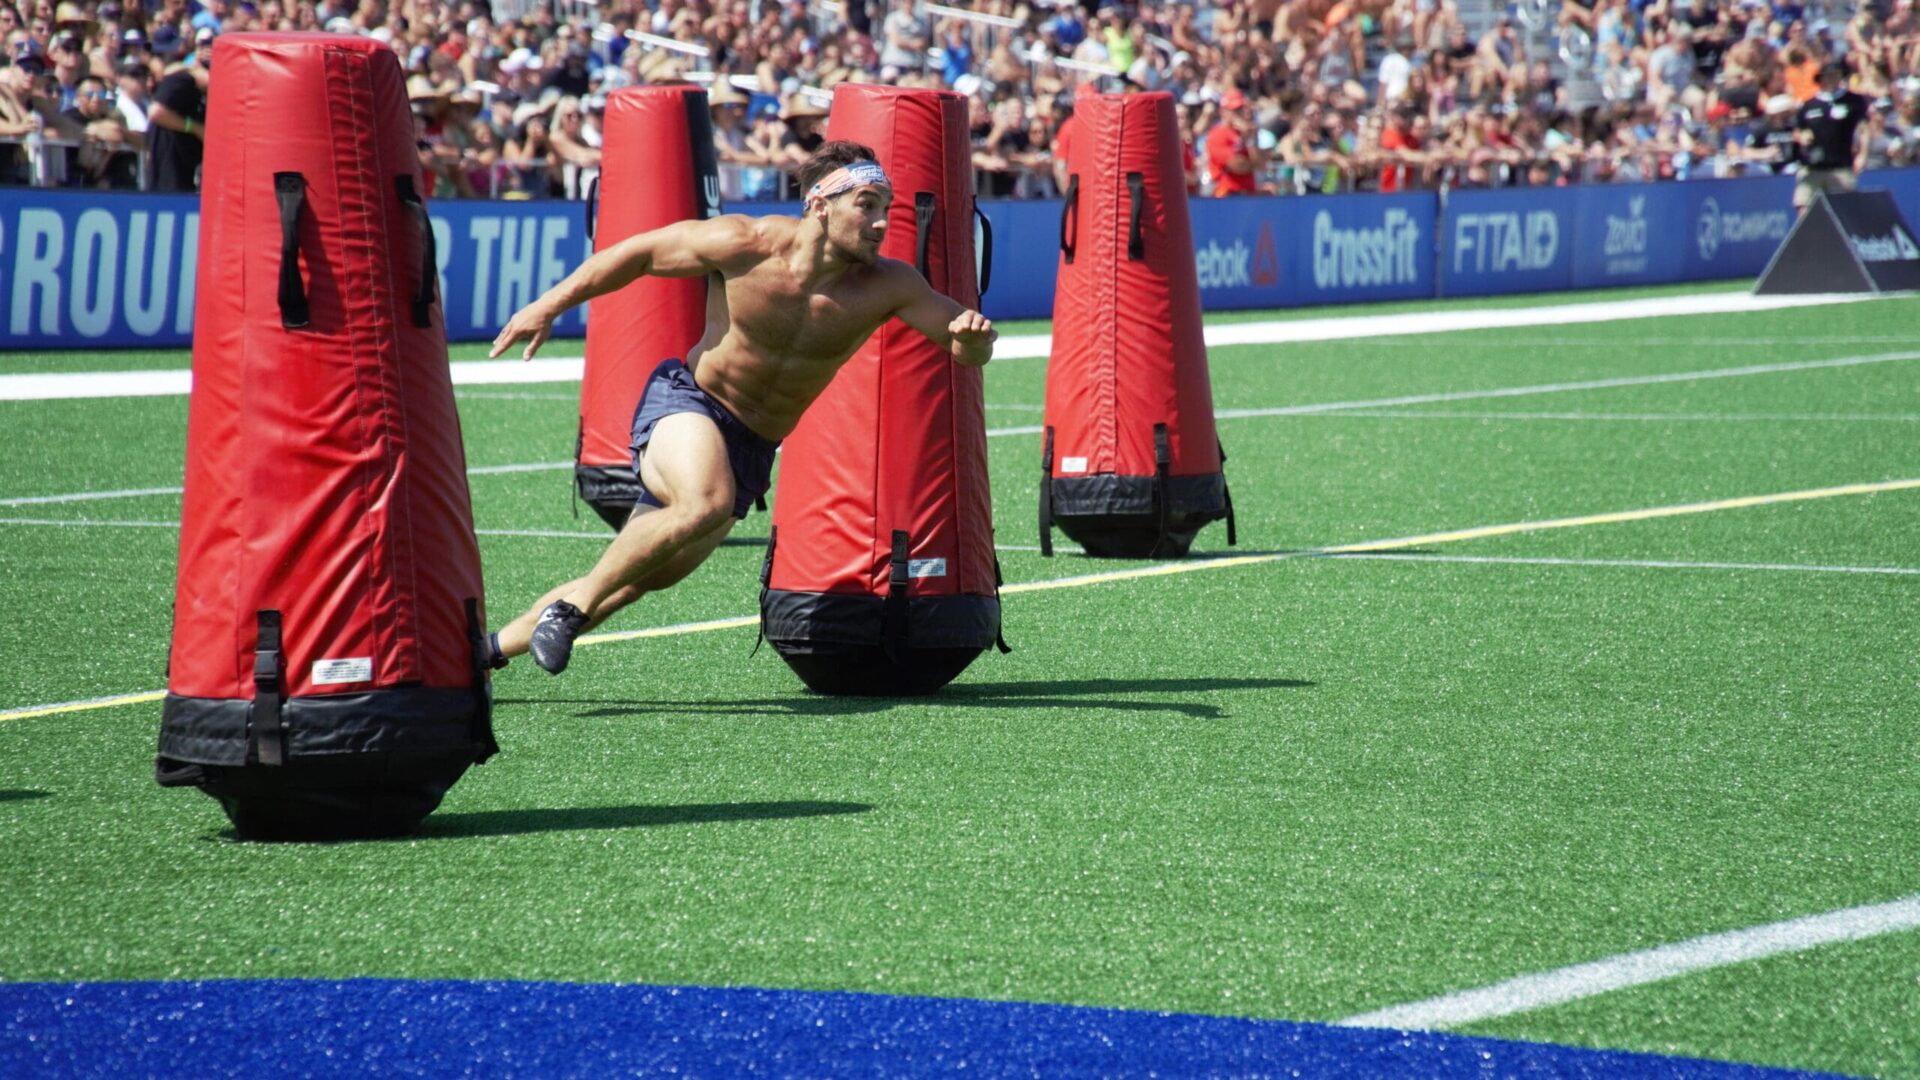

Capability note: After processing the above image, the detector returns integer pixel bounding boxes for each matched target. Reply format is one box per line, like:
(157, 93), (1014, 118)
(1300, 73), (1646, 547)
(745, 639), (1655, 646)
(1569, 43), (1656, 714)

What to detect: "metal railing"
(0, 133), (147, 190)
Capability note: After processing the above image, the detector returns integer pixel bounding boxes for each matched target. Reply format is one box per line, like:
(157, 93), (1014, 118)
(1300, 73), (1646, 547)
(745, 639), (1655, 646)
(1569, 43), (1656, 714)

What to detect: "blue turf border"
(0, 979), (1849, 1078)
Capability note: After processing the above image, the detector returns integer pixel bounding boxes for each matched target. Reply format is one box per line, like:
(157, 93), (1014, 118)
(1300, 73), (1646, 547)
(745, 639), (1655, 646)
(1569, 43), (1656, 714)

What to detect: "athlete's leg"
(493, 509), (734, 657)
(496, 412), (736, 664)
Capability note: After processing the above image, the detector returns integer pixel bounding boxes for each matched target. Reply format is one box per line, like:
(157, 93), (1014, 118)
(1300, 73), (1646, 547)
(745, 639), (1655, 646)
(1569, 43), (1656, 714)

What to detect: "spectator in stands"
(144, 31), (205, 191)
(879, 0), (927, 79)
(1793, 58), (1868, 208)
(60, 70), (130, 184)
(1207, 87), (1267, 194)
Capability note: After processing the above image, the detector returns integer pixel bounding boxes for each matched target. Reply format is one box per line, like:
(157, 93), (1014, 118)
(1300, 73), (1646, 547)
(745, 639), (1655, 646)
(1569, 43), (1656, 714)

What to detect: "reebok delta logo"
(1195, 239), (1253, 289)
(1848, 227), (1920, 263)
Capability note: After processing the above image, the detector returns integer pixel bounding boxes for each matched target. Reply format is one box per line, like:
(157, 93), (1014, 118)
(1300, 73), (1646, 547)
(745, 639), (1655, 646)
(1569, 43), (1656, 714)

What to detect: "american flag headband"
(806, 161), (892, 203)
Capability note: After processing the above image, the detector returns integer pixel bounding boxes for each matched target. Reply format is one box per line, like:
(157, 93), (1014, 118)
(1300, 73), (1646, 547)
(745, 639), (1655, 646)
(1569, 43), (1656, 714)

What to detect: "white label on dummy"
(1061, 457), (1089, 474)
(312, 658), (374, 685)
(908, 558), (948, 579)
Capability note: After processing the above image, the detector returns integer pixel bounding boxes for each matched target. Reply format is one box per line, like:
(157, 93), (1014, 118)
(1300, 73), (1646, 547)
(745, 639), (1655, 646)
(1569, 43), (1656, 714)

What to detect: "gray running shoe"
(528, 600), (589, 674)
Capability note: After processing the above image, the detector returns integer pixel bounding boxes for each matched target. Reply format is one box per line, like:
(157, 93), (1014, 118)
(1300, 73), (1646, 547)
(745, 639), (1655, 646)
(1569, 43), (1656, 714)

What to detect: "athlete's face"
(821, 183), (892, 264)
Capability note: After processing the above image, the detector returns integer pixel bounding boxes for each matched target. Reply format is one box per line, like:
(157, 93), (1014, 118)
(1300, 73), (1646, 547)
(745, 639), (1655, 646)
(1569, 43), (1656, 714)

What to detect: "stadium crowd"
(1, 0), (1916, 196)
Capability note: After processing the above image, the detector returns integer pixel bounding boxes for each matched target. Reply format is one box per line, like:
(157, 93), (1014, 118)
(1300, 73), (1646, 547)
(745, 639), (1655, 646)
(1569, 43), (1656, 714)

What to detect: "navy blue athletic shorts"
(629, 358), (779, 519)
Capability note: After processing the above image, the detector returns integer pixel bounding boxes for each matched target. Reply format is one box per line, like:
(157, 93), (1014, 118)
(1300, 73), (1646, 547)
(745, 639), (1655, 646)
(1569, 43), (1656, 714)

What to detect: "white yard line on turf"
(1325, 552), (1920, 576)
(10, 350), (1920, 508)
(0, 460), (569, 507)
(11, 349), (1920, 507)
(1340, 894), (1920, 1030)
(980, 349), (1920, 437)
(12, 475), (1916, 722)
(0, 292), (1885, 403)
(1301, 410), (1920, 423)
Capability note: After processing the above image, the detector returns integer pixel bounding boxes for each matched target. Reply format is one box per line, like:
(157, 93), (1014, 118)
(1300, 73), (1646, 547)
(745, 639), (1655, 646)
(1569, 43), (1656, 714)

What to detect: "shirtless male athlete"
(486, 141), (997, 674)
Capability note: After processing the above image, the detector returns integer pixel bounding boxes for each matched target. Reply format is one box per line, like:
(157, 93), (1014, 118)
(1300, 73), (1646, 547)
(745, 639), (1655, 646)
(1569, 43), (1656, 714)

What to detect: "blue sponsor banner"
(1569, 180), (1692, 289)
(2, 189), (202, 350)
(1861, 167), (1920, 232)
(1678, 175), (1794, 280)
(0, 188), (594, 350)
(1439, 185), (1573, 297)
(1186, 191), (1437, 309)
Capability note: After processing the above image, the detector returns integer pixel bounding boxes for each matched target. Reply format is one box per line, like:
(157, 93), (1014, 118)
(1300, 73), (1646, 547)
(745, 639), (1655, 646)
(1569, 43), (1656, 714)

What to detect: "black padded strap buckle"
(273, 172), (309, 330)
(394, 174), (438, 328)
(1151, 423), (1172, 557)
(883, 529), (911, 664)
(463, 597), (499, 761)
(1218, 427), (1237, 546)
(1126, 172), (1146, 261)
(914, 192), (937, 281)
(992, 555), (1012, 654)
(752, 526), (777, 658)
(251, 609), (285, 767)
(973, 202), (992, 296)
(1060, 174), (1079, 263)
(1038, 425), (1055, 558)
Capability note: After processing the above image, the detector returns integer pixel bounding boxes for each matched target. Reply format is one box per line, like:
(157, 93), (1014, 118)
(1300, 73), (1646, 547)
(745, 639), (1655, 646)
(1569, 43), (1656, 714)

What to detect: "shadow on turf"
(0, 789), (51, 803)
(199, 800), (872, 842)
(417, 800), (871, 838)
(512, 676), (1313, 722)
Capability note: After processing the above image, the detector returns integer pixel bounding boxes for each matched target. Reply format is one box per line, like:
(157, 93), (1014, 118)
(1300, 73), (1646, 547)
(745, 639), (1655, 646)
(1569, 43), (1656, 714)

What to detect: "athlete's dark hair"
(796, 140), (879, 194)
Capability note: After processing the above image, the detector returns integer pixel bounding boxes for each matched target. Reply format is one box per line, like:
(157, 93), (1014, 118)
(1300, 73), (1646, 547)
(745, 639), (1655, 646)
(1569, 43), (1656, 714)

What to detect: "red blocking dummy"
(1041, 91), (1236, 558)
(761, 84), (1006, 696)
(576, 85), (722, 529)
(159, 33), (495, 841)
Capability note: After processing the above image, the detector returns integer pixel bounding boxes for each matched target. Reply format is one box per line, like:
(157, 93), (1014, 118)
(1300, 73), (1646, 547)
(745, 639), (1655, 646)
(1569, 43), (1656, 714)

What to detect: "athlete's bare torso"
(491, 180), (994, 438)
(683, 214), (919, 440)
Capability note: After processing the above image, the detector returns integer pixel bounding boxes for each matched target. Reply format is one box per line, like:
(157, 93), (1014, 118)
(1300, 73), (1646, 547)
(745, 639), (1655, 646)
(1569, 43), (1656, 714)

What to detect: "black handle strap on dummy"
(394, 175), (438, 327)
(1060, 174), (1079, 263)
(973, 203), (993, 295)
(1126, 172), (1146, 260)
(251, 609), (286, 767)
(273, 172), (310, 330)
(584, 175), (600, 241)
(883, 529), (911, 665)
(1217, 427), (1238, 546)
(991, 555), (1012, 654)
(1151, 423), (1172, 557)
(1038, 426), (1056, 558)
(463, 597), (499, 761)
(914, 192), (937, 280)
(751, 526), (776, 657)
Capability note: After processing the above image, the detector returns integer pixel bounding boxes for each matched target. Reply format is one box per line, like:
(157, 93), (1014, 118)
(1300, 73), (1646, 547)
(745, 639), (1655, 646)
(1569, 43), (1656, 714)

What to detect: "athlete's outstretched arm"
(890, 265), (997, 368)
(491, 215), (755, 360)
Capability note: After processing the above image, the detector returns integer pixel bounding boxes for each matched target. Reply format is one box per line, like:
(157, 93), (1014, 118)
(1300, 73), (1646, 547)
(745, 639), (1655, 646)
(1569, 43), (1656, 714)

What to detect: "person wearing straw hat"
(485, 140), (998, 674)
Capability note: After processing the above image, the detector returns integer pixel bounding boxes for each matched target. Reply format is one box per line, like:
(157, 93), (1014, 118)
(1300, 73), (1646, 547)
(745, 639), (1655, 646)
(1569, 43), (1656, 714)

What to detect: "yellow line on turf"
(0, 690), (166, 722)
(578, 615), (758, 645)
(7, 477), (1917, 723)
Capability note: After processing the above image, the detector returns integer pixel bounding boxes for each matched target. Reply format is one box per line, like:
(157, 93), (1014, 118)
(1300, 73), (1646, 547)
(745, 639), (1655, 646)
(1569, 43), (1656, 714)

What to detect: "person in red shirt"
(1205, 88), (1262, 195)
(1377, 107), (1422, 192)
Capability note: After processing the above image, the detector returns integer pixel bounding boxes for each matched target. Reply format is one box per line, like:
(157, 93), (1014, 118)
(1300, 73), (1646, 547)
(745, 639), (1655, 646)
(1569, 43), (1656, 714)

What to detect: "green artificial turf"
(2, 287), (1917, 1077)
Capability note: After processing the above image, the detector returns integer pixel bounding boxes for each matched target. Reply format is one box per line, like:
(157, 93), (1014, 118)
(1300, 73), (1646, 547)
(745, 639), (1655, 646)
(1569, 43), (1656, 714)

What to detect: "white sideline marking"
(1305, 410), (1920, 423)
(11, 351), (1920, 509)
(7, 475), (1916, 720)
(10, 521), (1908, 580)
(0, 292), (1885, 402)
(1326, 552), (1920, 576)
(0, 486), (182, 507)
(1340, 894), (1920, 1030)
(981, 350), (1920, 438)
(0, 460), (568, 507)
(1214, 351), (1920, 418)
